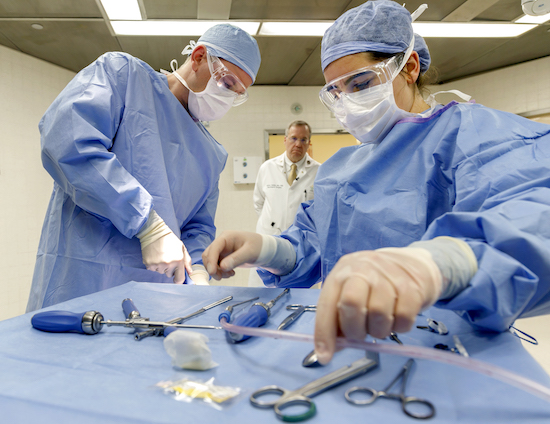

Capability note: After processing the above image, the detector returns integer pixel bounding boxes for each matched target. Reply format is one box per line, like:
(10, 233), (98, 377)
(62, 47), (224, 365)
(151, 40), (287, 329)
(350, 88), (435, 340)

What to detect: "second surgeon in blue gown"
(27, 24), (261, 311)
(202, 1), (550, 364)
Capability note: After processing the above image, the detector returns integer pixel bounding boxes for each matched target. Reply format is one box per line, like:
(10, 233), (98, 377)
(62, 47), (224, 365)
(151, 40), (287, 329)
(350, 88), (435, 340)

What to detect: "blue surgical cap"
(196, 24), (261, 83)
(321, 0), (431, 74)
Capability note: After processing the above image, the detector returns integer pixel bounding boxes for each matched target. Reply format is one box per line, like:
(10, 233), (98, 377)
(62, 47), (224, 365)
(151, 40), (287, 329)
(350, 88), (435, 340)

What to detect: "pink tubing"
(220, 318), (550, 404)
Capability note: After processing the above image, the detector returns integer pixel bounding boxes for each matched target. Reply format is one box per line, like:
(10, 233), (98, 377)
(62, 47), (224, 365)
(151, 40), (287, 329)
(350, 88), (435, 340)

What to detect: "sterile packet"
(155, 377), (243, 410)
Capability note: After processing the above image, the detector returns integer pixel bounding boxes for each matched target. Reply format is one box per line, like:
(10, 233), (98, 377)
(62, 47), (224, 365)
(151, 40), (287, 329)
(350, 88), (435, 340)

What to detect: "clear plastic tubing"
(220, 318), (550, 404)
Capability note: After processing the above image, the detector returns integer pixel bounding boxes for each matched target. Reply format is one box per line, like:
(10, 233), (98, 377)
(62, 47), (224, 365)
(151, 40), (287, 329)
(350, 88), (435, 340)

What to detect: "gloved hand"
(136, 209), (192, 280)
(202, 231), (263, 280)
(202, 231), (296, 280)
(188, 264), (210, 285)
(314, 247), (443, 365)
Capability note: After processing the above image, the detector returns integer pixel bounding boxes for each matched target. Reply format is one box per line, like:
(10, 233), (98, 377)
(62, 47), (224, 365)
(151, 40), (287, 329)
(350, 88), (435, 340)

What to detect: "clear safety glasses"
(207, 53), (249, 106)
(319, 38), (415, 112)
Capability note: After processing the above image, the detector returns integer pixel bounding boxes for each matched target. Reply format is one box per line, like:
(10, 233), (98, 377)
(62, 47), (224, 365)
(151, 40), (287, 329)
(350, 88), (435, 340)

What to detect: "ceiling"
(0, 0), (549, 86)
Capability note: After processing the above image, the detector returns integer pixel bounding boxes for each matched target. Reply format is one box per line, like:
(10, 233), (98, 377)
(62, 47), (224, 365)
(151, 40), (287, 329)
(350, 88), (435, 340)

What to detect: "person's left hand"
(314, 247), (442, 364)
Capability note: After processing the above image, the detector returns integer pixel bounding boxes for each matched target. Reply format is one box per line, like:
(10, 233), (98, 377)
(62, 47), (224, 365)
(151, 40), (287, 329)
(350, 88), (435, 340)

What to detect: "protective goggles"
(207, 53), (249, 106)
(319, 37), (414, 111)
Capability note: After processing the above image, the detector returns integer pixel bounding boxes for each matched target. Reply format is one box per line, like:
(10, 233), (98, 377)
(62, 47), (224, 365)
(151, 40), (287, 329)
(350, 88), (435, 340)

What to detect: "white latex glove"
(202, 231), (262, 280)
(202, 231), (296, 280)
(136, 209), (192, 280)
(314, 247), (442, 365)
(189, 264), (210, 285)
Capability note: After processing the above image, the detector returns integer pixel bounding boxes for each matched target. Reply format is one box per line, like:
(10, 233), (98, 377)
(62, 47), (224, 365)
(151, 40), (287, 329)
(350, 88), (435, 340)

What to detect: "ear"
(404, 51), (421, 85)
(190, 45), (208, 72)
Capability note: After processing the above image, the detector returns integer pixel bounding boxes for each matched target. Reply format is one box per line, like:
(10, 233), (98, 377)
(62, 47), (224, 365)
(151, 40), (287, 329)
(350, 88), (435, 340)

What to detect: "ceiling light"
(101, 0), (142, 21)
(259, 22), (333, 36)
(515, 12), (550, 23)
(111, 20), (260, 36)
(31, 23), (44, 30)
(412, 22), (537, 37)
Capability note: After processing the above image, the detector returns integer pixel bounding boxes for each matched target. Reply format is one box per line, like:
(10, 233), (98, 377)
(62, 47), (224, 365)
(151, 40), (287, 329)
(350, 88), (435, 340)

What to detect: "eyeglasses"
(207, 53), (249, 106)
(287, 136), (310, 145)
(319, 37), (415, 112)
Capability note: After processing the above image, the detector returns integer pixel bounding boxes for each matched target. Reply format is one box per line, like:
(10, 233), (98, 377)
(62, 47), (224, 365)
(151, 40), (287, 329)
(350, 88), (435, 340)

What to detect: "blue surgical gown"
(27, 52), (228, 311)
(260, 101), (550, 332)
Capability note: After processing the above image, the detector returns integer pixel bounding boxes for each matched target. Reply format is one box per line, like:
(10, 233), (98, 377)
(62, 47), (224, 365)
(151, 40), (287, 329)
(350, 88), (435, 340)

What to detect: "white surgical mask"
(170, 60), (235, 122)
(333, 81), (417, 144)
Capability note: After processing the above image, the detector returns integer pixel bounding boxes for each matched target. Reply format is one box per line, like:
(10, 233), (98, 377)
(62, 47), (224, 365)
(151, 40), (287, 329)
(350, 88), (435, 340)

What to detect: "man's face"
(284, 125), (311, 163)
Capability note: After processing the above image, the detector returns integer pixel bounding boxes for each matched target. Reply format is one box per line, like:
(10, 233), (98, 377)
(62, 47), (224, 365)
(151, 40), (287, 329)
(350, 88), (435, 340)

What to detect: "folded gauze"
(163, 330), (218, 370)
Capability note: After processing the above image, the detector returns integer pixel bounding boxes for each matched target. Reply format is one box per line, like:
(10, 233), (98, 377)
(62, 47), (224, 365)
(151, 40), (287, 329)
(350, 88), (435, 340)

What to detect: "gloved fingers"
(392, 287), (423, 333)
(336, 272), (370, 342)
(203, 234), (232, 277)
(141, 232), (185, 269)
(182, 244), (193, 275)
(173, 266), (186, 284)
(218, 234), (261, 271)
(202, 231), (260, 277)
(313, 266), (346, 365)
(363, 273), (397, 340)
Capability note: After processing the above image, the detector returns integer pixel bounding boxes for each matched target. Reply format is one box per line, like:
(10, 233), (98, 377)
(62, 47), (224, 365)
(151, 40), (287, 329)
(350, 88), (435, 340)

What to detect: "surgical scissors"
(277, 304), (316, 330)
(250, 351), (379, 422)
(345, 358), (435, 419)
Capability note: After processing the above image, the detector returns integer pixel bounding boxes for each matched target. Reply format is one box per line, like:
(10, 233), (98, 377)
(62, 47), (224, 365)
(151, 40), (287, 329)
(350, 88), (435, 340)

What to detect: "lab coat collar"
(276, 152), (314, 170)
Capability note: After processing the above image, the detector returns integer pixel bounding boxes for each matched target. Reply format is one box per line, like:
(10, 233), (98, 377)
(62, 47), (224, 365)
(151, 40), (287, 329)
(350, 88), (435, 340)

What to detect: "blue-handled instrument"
(228, 288), (289, 343)
(122, 298), (146, 320)
(218, 296), (259, 323)
(31, 310), (221, 335)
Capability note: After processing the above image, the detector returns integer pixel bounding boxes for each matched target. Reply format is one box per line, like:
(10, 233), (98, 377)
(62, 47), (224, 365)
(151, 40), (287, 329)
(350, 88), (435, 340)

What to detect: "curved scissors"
(250, 352), (379, 422)
(345, 358), (435, 420)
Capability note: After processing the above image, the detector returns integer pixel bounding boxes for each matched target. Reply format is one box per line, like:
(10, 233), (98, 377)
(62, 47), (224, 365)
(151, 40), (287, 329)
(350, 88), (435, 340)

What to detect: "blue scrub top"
(260, 101), (550, 333)
(27, 52), (228, 311)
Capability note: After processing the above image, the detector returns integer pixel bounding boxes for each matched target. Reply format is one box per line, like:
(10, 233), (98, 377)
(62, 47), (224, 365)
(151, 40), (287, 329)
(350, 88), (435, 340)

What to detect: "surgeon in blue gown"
(202, 1), (550, 364)
(27, 24), (261, 311)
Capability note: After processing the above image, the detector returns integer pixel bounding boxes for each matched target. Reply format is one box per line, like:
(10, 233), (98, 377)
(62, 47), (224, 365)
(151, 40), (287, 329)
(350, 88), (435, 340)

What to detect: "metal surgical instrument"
(345, 358), (435, 420)
(417, 318), (448, 335)
(134, 295), (232, 340)
(250, 351), (379, 422)
(31, 310), (222, 335)
(278, 304), (316, 331)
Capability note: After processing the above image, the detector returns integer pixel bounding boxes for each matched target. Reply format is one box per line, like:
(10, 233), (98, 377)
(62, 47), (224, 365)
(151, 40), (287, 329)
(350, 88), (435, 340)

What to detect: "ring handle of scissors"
(344, 386), (379, 405)
(250, 385), (289, 408)
(275, 395), (316, 422)
(402, 396), (436, 420)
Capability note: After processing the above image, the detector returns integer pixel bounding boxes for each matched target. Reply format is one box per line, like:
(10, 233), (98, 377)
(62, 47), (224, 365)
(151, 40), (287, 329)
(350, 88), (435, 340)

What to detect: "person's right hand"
(141, 231), (193, 278)
(202, 231), (263, 280)
(136, 210), (193, 280)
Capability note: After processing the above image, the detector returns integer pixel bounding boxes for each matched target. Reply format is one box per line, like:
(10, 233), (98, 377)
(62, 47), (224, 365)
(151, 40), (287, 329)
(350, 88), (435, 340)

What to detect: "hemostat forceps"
(345, 358), (435, 419)
(250, 351), (379, 422)
(278, 304), (316, 330)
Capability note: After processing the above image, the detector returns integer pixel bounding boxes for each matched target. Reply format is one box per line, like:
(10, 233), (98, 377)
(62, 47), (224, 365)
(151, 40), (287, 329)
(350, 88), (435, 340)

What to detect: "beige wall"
(0, 45), (75, 321)
(2, 46), (550, 323)
(269, 133), (358, 162)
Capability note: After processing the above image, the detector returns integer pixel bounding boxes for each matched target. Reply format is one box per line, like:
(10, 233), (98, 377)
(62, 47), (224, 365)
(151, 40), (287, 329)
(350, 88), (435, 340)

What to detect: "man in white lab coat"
(249, 120), (320, 286)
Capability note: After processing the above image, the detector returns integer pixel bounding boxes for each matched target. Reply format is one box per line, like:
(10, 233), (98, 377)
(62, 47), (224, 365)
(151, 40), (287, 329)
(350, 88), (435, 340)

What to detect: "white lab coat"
(253, 152), (320, 235)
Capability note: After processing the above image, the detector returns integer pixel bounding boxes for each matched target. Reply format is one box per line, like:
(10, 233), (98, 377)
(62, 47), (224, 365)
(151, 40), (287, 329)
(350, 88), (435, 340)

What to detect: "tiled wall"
(2, 45), (550, 321)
